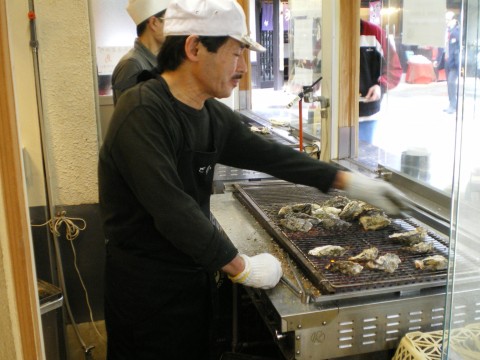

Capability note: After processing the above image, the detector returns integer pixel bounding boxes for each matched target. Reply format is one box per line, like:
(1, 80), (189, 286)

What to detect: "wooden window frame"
(0, 1), (43, 359)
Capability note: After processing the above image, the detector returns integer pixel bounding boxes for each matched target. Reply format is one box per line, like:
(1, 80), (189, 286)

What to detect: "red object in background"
(298, 99), (303, 151)
(406, 62), (436, 84)
(437, 69), (446, 81)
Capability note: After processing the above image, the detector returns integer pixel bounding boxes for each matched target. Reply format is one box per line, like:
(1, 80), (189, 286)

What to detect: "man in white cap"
(111, 0), (170, 105)
(99, 0), (407, 358)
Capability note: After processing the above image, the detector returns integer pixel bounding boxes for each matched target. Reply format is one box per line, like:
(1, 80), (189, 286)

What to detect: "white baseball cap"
(127, 0), (170, 25)
(164, 0), (265, 52)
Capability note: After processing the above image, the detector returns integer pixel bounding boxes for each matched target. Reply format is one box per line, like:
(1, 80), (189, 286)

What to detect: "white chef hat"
(127, 0), (170, 25)
(163, 0), (265, 52)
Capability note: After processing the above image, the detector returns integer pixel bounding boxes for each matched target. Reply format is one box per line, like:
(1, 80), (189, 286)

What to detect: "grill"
(210, 184), (480, 359)
(233, 182), (449, 296)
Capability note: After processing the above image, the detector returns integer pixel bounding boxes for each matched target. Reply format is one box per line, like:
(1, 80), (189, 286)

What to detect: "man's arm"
(379, 29), (402, 92)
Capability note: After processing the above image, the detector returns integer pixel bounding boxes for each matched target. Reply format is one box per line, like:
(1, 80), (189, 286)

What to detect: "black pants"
(104, 245), (216, 360)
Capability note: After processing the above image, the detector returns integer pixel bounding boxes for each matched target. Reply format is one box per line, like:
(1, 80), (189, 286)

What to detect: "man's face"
(153, 16), (166, 46)
(445, 13), (456, 29)
(194, 38), (248, 99)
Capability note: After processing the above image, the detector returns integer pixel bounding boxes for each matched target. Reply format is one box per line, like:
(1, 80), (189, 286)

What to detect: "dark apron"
(105, 87), (219, 360)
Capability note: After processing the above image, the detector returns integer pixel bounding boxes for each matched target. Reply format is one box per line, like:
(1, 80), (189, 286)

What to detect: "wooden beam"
(0, 1), (44, 358)
(237, 0), (252, 93)
(338, 0), (360, 129)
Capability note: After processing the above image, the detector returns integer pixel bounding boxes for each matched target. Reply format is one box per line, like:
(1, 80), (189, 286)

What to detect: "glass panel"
(91, 0), (134, 97)
(251, 0), (323, 145)
(444, 0), (480, 358)
(357, 0), (458, 195)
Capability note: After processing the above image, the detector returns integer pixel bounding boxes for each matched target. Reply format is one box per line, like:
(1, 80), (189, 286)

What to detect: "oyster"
(291, 212), (321, 225)
(415, 255), (448, 270)
(279, 216), (313, 232)
(326, 260), (363, 276)
(322, 195), (351, 209)
(339, 200), (366, 221)
(308, 245), (347, 257)
(250, 125), (271, 134)
(348, 247), (379, 262)
(312, 208), (351, 231)
(359, 211), (391, 231)
(319, 217), (351, 231)
(389, 227), (427, 246)
(366, 253), (401, 273)
(312, 206), (342, 217)
(278, 203), (314, 217)
(401, 242), (434, 254)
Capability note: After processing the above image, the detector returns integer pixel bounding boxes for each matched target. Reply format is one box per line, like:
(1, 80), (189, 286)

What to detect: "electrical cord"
(33, 211), (106, 347)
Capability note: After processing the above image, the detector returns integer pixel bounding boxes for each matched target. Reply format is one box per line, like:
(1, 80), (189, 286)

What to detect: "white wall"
(32, 0), (99, 206)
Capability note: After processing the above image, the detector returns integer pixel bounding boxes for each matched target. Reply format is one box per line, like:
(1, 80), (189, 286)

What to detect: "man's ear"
(147, 16), (161, 30)
(184, 35), (200, 60)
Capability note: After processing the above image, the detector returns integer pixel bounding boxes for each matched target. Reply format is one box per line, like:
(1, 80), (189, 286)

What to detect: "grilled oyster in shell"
(348, 247), (379, 262)
(339, 200), (367, 221)
(366, 253), (401, 273)
(321, 196), (351, 209)
(359, 211), (391, 231)
(326, 260), (363, 276)
(278, 203), (314, 217)
(401, 242), (434, 254)
(415, 255), (448, 270)
(308, 245), (347, 257)
(279, 216), (313, 232)
(311, 208), (351, 231)
(389, 227), (427, 246)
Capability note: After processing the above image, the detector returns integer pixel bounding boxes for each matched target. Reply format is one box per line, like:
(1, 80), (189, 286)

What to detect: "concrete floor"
(66, 321), (106, 360)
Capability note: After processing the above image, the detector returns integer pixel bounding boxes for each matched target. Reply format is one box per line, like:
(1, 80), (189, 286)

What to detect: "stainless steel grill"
(233, 182), (450, 295)
(210, 184), (480, 359)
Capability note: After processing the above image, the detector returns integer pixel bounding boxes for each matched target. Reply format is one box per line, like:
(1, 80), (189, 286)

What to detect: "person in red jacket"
(359, 19), (402, 143)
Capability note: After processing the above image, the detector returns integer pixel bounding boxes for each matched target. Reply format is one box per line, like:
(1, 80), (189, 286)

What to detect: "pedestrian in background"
(443, 11), (460, 114)
(359, 19), (402, 144)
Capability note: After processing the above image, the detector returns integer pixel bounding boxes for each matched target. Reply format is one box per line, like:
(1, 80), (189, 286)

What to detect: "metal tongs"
(280, 255), (310, 304)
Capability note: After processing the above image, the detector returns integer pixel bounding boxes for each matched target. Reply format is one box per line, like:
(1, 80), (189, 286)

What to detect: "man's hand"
(344, 173), (407, 215)
(365, 84), (382, 102)
(228, 253), (283, 289)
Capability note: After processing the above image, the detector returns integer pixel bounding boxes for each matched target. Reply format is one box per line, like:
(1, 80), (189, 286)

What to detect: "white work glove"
(229, 253), (283, 289)
(344, 173), (407, 216)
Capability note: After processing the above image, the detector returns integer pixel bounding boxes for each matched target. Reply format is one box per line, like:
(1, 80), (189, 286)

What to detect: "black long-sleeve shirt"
(99, 77), (338, 272)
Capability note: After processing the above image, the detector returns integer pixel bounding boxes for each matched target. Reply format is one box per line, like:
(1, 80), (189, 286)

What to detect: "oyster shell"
(401, 242), (434, 254)
(366, 253), (401, 273)
(415, 255), (448, 270)
(320, 217), (351, 231)
(348, 247), (379, 261)
(311, 206), (342, 217)
(278, 203), (314, 217)
(325, 260), (363, 276)
(389, 227), (427, 246)
(321, 195), (351, 209)
(292, 212), (321, 225)
(312, 208), (351, 231)
(279, 216), (313, 232)
(359, 211), (391, 231)
(308, 245), (347, 257)
(339, 200), (366, 221)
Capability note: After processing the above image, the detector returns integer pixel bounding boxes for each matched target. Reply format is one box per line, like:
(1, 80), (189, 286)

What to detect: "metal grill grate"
(233, 182), (450, 295)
